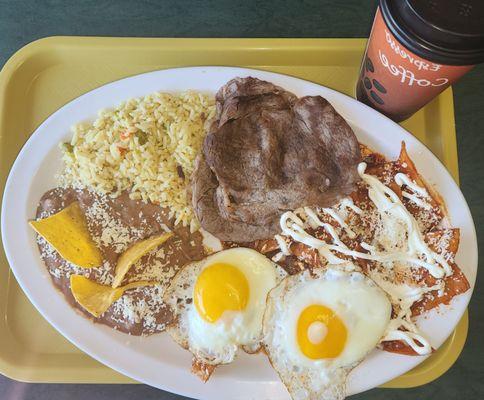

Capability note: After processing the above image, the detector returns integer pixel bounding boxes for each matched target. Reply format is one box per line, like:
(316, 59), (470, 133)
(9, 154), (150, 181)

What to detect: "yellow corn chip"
(70, 275), (156, 318)
(112, 232), (173, 288)
(29, 202), (103, 268)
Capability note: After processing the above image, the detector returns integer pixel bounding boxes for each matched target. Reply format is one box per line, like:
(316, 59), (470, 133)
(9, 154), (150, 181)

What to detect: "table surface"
(0, 0), (482, 399)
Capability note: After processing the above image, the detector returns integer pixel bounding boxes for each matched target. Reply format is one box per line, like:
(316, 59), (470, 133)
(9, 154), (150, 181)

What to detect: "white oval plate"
(1, 67), (477, 399)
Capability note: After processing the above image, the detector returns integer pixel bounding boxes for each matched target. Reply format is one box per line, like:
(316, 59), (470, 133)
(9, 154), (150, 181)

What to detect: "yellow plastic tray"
(0, 37), (467, 387)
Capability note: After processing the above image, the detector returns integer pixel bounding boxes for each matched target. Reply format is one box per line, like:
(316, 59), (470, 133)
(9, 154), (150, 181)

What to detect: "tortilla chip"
(29, 202), (102, 268)
(359, 143), (387, 165)
(251, 238), (279, 254)
(70, 275), (156, 318)
(191, 357), (216, 382)
(381, 338), (432, 356)
(289, 242), (324, 270)
(383, 229), (469, 356)
(112, 232), (173, 288)
(398, 141), (445, 215)
(411, 229), (470, 316)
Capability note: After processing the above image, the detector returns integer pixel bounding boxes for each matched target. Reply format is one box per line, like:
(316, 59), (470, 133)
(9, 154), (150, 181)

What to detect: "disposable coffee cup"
(357, 0), (484, 122)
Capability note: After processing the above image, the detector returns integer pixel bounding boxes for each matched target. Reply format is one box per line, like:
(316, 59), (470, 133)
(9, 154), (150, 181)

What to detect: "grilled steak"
(192, 77), (361, 242)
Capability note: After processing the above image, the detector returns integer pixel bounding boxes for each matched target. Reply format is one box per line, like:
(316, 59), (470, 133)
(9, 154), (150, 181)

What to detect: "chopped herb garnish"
(135, 131), (148, 145)
(61, 142), (74, 153)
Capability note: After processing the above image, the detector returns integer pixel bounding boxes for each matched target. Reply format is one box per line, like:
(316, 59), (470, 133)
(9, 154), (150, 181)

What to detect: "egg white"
(165, 247), (286, 365)
(263, 264), (391, 400)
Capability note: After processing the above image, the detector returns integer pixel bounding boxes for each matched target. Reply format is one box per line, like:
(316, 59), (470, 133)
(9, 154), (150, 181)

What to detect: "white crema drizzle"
(395, 172), (432, 210)
(278, 163), (452, 355)
(358, 163), (452, 278)
(274, 234), (290, 256)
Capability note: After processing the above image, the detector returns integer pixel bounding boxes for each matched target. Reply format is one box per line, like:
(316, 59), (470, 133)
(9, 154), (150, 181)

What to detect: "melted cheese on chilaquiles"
(273, 146), (467, 356)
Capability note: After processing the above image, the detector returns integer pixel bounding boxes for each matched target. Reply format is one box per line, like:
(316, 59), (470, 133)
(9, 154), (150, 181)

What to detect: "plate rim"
(0, 66), (478, 399)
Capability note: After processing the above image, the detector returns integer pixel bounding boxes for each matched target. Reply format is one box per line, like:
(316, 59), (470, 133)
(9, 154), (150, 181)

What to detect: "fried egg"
(165, 247), (286, 366)
(263, 264), (391, 400)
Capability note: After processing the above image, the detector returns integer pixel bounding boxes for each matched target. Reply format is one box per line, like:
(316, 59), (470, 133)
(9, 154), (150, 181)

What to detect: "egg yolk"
(194, 263), (249, 323)
(297, 304), (347, 359)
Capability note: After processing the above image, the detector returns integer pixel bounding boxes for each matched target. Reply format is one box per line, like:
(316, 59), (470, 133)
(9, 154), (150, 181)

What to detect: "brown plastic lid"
(380, 0), (484, 65)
